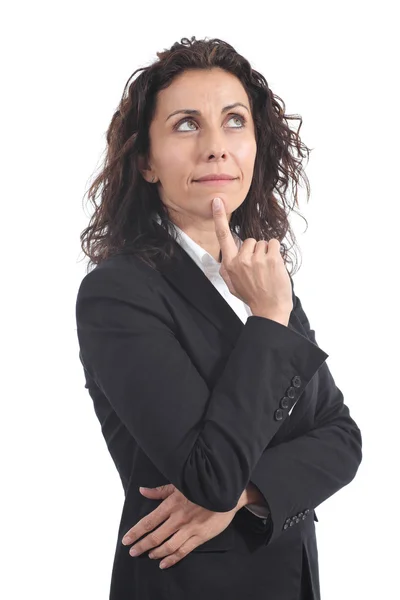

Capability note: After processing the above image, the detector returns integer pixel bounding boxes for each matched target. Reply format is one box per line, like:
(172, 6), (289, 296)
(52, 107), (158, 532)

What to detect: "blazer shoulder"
(77, 253), (159, 297)
(75, 253), (176, 331)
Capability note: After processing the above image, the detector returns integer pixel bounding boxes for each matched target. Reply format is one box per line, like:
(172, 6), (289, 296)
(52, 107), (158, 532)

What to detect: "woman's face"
(141, 67), (257, 226)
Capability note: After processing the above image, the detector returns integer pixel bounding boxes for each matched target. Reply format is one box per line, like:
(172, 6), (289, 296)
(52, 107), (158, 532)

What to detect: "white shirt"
(153, 213), (269, 520)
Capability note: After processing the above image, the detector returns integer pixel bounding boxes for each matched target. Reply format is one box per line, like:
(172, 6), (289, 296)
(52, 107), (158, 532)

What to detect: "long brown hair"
(79, 36), (311, 275)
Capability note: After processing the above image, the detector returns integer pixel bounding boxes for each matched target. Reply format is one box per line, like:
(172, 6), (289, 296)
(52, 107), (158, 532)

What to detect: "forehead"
(154, 68), (249, 115)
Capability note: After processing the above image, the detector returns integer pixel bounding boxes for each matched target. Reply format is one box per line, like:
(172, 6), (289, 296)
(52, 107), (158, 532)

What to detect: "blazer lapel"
(155, 231), (244, 347)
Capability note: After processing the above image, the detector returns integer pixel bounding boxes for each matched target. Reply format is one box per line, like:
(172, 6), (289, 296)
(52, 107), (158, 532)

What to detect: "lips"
(194, 178), (237, 186)
(194, 174), (236, 181)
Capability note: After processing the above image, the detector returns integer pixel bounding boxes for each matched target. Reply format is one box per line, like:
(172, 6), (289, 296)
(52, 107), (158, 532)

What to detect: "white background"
(2, 1), (398, 598)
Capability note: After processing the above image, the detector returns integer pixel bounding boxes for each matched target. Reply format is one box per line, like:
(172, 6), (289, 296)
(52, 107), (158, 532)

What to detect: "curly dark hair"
(79, 36), (311, 275)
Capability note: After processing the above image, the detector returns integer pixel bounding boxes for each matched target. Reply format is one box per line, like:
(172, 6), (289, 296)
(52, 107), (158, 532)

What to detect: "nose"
(207, 148), (227, 161)
(201, 128), (228, 162)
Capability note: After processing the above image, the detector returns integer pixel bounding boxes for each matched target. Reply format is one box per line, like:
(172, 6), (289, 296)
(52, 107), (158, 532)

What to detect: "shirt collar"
(152, 212), (242, 275)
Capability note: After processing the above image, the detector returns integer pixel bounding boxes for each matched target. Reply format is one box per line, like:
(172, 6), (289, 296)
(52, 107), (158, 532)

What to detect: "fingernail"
(122, 536), (131, 545)
(159, 561), (166, 569)
(213, 197), (221, 210)
(130, 548), (139, 556)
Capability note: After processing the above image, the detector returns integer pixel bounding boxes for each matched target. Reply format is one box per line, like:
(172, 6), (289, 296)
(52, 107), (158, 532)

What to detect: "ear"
(137, 154), (156, 183)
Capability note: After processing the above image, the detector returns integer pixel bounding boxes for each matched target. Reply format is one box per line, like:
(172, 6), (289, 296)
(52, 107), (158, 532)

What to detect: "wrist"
(250, 310), (289, 326)
(237, 483), (265, 511)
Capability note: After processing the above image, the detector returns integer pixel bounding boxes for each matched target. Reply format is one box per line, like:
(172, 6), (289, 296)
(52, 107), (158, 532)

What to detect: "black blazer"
(75, 224), (362, 600)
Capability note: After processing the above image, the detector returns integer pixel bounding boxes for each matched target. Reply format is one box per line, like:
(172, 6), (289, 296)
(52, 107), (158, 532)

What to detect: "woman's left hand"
(121, 484), (240, 569)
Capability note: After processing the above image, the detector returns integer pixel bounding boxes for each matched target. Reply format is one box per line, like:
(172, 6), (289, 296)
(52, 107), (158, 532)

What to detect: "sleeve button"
(274, 409), (284, 421)
(292, 376), (302, 388)
(280, 396), (290, 409)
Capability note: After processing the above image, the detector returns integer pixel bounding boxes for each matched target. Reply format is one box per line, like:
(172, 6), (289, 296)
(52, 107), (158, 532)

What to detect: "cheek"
(235, 137), (257, 174)
(156, 142), (190, 181)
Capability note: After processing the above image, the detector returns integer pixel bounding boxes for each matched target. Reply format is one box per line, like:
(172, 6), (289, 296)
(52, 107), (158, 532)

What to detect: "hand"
(121, 484), (240, 569)
(212, 197), (293, 320)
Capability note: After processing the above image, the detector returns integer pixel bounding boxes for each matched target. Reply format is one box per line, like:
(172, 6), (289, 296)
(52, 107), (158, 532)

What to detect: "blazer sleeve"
(243, 293), (363, 546)
(75, 265), (329, 513)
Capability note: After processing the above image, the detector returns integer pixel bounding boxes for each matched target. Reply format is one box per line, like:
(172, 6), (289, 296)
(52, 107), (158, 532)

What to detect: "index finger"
(121, 511), (163, 545)
(212, 197), (238, 263)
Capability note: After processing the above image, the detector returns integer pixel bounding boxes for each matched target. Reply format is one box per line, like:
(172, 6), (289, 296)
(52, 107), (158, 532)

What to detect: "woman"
(76, 36), (362, 600)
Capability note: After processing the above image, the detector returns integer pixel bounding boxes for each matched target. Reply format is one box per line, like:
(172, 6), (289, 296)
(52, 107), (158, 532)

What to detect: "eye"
(174, 113), (246, 132)
(175, 119), (197, 132)
(227, 115), (246, 128)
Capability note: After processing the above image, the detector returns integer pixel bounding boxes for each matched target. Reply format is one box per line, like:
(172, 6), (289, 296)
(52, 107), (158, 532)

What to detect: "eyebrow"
(166, 102), (250, 122)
